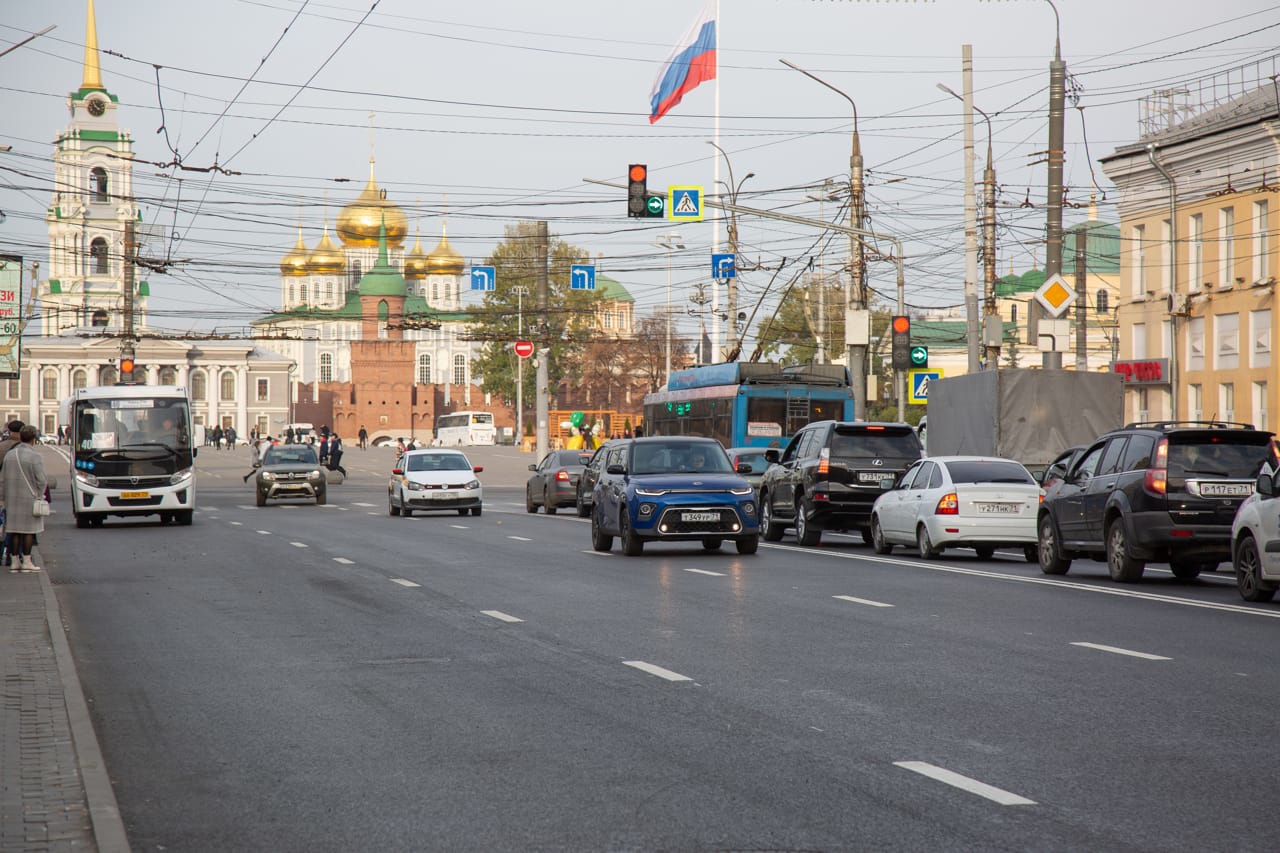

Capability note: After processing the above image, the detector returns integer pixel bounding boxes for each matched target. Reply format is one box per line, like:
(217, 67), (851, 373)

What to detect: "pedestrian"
(326, 434), (347, 476)
(1, 425), (48, 572)
(225, 426), (237, 449)
(211, 424), (223, 449)
(0, 420), (24, 565)
(318, 433), (330, 466)
(358, 425), (368, 450)
(395, 437), (406, 460)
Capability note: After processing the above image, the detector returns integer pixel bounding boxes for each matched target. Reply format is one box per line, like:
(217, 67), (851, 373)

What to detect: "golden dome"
(306, 226), (345, 275)
(426, 224), (465, 275)
(279, 227), (309, 276)
(336, 160), (406, 248)
(404, 234), (428, 279)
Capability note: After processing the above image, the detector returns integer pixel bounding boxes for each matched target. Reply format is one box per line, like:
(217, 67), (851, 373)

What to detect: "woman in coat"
(1, 425), (48, 572)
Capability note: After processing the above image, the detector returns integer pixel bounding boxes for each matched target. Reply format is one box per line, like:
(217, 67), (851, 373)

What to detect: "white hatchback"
(1230, 466), (1280, 603)
(870, 455), (1042, 561)
(388, 449), (483, 518)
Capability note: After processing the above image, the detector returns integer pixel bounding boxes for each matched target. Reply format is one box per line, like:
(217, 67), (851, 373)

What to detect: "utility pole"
(689, 282), (710, 362)
(1035, 0), (1067, 369)
(960, 46), (981, 375)
(534, 221), (549, 459)
(1074, 228), (1088, 371)
(513, 285), (528, 443)
(122, 217), (137, 382)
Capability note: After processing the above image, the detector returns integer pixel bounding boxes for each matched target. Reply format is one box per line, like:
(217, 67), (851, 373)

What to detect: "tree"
(752, 276), (844, 364)
(468, 222), (599, 410)
(623, 313), (688, 393)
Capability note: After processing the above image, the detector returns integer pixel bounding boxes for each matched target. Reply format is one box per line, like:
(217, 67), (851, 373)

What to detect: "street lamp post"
(707, 141), (754, 360)
(655, 233), (685, 381)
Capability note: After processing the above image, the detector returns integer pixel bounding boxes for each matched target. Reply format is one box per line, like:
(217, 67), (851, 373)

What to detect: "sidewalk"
(0, 556), (130, 852)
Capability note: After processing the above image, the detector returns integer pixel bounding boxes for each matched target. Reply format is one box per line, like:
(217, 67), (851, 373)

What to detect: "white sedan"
(869, 455), (1041, 561)
(388, 448), (483, 517)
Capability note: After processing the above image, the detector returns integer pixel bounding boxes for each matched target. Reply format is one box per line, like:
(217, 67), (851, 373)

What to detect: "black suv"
(759, 421), (923, 546)
(1037, 421), (1275, 582)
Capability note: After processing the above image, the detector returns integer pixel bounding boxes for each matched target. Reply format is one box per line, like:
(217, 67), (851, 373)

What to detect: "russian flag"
(649, 2), (716, 124)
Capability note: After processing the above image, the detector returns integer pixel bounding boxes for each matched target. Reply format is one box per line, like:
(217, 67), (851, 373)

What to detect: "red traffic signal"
(892, 315), (911, 335)
(120, 357), (135, 374)
(890, 315), (912, 371)
(628, 163), (648, 218)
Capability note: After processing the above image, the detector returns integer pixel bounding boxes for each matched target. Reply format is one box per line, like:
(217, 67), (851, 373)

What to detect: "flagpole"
(711, 0), (721, 361)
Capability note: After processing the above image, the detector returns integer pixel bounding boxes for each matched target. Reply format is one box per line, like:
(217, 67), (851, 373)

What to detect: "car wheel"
(1169, 559), (1203, 580)
(75, 513), (90, 529)
(860, 528), (874, 545)
(544, 488), (557, 515)
(736, 535), (759, 555)
(916, 524), (941, 559)
(256, 490), (267, 507)
(794, 497), (821, 547)
(90, 517), (105, 527)
(870, 515), (893, 555)
(389, 494), (400, 516)
(575, 490), (590, 518)
(1106, 518), (1145, 583)
(591, 509), (613, 553)
(315, 491), (326, 506)
(471, 506), (482, 517)
(702, 538), (723, 551)
(974, 545), (995, 560)
(1235, 536), (1278, 602)
(760, 492), (784, 542)
(401, 504), (412, 517)
(526, 487), (537, 513)
(621, 510), (644, 556)
(1037, 514), (1071, 575)
(1023, 544), (1039, 563)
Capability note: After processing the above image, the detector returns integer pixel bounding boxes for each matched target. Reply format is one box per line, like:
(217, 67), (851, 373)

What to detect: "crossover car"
(759, 421), (924, 546)
(590, 437), (759, 556)
(254, 444), (326, 506)
(389, 448), (483, 517)
(870, 456), (1041, 561)
(1230, 462), (1280, 603)
(1037, 420), (1274, 582)
(526, 449), (593, 514)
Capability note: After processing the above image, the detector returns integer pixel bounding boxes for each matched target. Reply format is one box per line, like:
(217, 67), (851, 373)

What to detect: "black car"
(1040, 444), (1086, 490)
(758, 421), (924, 546)
(1037, 420), (1275, 582)
(575, 441), (618, 518)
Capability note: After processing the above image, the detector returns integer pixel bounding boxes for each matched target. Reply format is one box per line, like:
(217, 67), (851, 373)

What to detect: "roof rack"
(1123, 420), (1257, 431)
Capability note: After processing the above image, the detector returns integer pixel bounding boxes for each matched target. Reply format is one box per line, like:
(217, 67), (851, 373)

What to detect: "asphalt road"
(37, 443), (1280, 852)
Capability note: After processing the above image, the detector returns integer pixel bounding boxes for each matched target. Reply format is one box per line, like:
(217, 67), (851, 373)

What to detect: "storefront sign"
(1111, 358), (1169, 385)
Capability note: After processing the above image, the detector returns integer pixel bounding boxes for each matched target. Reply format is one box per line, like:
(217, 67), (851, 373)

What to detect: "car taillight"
(555, 470), (570, 482)
(1145, 438), (1168, 495)
(935, 492), (958, 515)
(818, 447), (830, 475)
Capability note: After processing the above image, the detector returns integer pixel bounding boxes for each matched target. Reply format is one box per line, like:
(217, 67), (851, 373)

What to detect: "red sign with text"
(514, 341), (534, 358)
(1111, 358), (1169, 385)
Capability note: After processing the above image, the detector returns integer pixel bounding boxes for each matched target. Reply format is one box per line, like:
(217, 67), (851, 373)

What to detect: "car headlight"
(261, 471), (278, 481)
(308, 470), (324, 481)
(464, 479), (481, 490)
(170, 468), (194, 486)
(75, 470), (99, 487)
(730, 486), (753, 495)
(405, 480), (425, 490)
(635, 488), (668, 496)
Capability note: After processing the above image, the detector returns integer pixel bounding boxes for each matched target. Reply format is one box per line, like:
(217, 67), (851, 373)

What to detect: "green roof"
(253, 290), (469, 326)
(72, 87), (118, 103)
(900, 318), (1020, 346)
(594, 274), (634, 302)
(1061, 220), (1120, 274)
(356, 221), (407, 297)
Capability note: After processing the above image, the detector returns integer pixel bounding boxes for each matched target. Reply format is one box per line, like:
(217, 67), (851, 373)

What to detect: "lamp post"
(512, 285), (529, 443)
(655, 233), (684, 381)
(781, 59), (868, 419)
(707, 141), (754, 360)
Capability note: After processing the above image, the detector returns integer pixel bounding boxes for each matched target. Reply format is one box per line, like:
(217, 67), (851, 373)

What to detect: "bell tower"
(41, 0), (148, 335)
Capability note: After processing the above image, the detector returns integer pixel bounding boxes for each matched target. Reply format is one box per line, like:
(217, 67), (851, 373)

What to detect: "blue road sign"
(668, 186), (703, 221)
(570, 264), (596, 291)
(908, 369), (943, 405)
(711, 253), (736, 279)
(470, 265), (495, 291)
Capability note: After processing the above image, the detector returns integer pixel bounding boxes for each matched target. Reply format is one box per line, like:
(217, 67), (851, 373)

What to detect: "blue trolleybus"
(642, 363), (855, 449)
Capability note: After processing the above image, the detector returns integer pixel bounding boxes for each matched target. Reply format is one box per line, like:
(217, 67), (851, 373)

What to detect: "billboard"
(0, 255), (22, 379)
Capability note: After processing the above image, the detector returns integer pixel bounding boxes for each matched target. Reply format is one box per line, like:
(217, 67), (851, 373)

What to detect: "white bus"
(433, 411), (496, 447)
(61, 385), (197, 527)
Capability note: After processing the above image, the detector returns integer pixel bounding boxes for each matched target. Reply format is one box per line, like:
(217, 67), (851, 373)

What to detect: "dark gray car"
(526, 449), (594, 514)
(254, 444), (327, 506)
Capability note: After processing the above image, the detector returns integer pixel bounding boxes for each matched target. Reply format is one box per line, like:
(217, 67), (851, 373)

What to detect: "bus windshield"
(74, 398), (193, 455)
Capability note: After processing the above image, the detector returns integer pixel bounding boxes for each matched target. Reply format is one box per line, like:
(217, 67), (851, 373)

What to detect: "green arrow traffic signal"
(645, 194), (665, 217)
(909, 345), (929, 368)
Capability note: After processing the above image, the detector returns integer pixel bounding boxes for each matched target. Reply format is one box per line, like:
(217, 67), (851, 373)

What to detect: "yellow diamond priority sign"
(1033, 273), (1075, 318)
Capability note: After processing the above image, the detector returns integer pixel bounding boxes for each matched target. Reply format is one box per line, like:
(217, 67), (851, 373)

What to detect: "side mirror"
(1257, 472), (1275, 497)
(528, 464), (538, 471)
(473, 466), (484, 473)
(764, 449), (780, 464)
(607, 464), (626, 475)
(737, 463), (753, 474)
(392, 467), (403, 475)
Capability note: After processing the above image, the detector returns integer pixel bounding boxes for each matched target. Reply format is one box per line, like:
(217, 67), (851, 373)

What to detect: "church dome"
(306, 227), (346, 275)
(358, 221), (408, 297)
(336, 161), (407, 248)
(279, 228), (309, 276)
(425, 225), (465, 275)
(403, 235), (428, 280)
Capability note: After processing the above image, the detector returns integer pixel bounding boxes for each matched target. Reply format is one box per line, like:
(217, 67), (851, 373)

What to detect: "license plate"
(975, 502), (1020, 514)
(858, 472), (887, 483)
(120, 491), (150, 499)
(1199, 482), (1251, 497)
(682, 511), (719, 522)
(431, 491), (454, 499)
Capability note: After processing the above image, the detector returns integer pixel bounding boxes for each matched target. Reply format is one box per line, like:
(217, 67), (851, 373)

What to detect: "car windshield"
(830, 428), (921, 461)
(944, 460), (1035, 484)
(264, 447), (317, 465)
(1167, 435), (1272, 479)
(631, 442), (732, 475)
(406, 453), (471, 472)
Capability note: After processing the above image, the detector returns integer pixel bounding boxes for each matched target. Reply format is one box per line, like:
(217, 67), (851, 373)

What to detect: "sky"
(3, 0), (1280, 347)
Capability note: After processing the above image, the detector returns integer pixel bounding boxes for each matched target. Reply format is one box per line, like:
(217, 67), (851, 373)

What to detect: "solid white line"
(623, 661), (692, 682)
(685, 568), (725, 577)
(833, 594), (894, 608)
(390, 578), (421, 588)
(290, 542), (308, 548)
(1070, 641), (1171, 661)
(333, 557), (354, 565)
(481, 610), (523, 623)
(450, 524), (469, 529)
(507, 535), (532, 542)
(894, 761), (1036, 806)
(256, 530), (271, 535)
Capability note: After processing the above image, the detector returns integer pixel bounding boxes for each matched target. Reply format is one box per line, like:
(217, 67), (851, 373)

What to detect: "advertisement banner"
(0, 255), (22, 380)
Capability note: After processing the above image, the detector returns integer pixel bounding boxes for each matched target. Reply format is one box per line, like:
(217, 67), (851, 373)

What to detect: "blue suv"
(590, 437), (760, 556)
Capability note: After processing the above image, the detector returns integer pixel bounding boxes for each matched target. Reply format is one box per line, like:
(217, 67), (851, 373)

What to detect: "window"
(1253, 200), (1270, 283)
(43, 414), (56, 435)
(256, 378), (269, 402)
(1188, 384), (1202, 421)
(91, 237), (109, 275)
(453, 354), (466, 386)
(417, 354), (432, 385)
(72, 369), (87, 390)
(432, 280), (439, 303)
(910, 462), (935, 490)
(91, 309), (108, 327)
(190, 370), (206, 401)
(5, 379), (17, 399)
(1189, 213), (1203, 287)
(378, 300), (389, 339)
(326, 282), (335, 304)
(1132, 323), (1146, 360)
(1250, 309), (1271, 368)
(319, 353), (333, 384)
(1136, 388), (1149, 422)
(1120, 434), (1154, 471)
(1132, 224), (1146, 297)
(1098, 438), (1128, 475)
(41, 370), (57, 400)
(1096, 289), (1109, 313)
(1220, 383), (1235, 422)
(349, 260), (361, 290)
(1215, 313), (1239, 370)
(220, 370), (236, 401)
(1219, 206), (1236, 287)
(1253, 381), (1268, 431)
(603, 311), (613, 329)
(99, 366), (117, 386)
(158, 367), (177, 385)
(1187, 317), (1205, 371)
(1161, 319), (1171, 358)
(90, 167), (108, 202)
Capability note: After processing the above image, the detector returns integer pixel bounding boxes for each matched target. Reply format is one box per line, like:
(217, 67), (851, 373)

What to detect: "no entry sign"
(514, 341), (534, 358)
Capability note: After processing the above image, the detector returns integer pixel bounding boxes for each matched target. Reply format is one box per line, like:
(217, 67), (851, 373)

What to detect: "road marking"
(894, 761), (1036, 806)
(482, 610), (523, 623)
(507, 535), (532, 542)
(333, 557), (354, 565)
(685, 568), (725, 577)
(202, 506), (219, 512)
(834, 594), (894, 608)
(277, 505), (296, 510)
(290, 541), (308, 548)
(236, 505), (256, 510)
(256, 530), (271, 535)
(451, 524), (469, 529)
(1070, 641), (1171, 661)
(582, 550), (612, 557)
(623, 661), (692, 682)
(228, 521), (243, 526)
(352, 502), (375, 507)
(390, 578), (421, 588)
(367, 512), (379, 516)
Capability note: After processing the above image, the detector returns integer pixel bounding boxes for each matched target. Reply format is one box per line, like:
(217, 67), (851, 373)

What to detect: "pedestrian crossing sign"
(908, 368), (943, 405)
(667, 186), (704, 221)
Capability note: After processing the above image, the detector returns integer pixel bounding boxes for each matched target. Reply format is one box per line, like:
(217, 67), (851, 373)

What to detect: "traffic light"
(627, 164), (665, 218)
(909, 345), (929, 369)
(891, 315), (912, 371)
(119, 357), (135, 385)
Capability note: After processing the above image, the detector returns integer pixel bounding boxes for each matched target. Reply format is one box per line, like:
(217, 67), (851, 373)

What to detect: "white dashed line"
(390, 578), (421, 588)
(228, 521), (243, 526)
(507, 535), (532, 542)
(623, 661), (692, 682)
(1070, 641), (1171, 661)
(582, 550), (612, 557)
(290, 542), (308, 548)
(236, 505), (256, 510)
(685, 568), (725, 577)
(333, 557), (354, 565)
(894, 761), (1036, 806)
(481, 610), (523, 623)
(451, 524), (469, 529)
(202, 506), (219, 512)
(833, 594), (894, 608)
(256, 530), (271, 535)
(352, 502), (375, 507)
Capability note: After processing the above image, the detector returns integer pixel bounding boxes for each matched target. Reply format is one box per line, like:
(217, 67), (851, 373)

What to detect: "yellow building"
(1101, 76), (1275, 430)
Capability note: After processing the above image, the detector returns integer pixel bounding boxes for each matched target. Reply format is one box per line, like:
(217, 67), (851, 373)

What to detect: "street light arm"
(781, 59), (857, 133)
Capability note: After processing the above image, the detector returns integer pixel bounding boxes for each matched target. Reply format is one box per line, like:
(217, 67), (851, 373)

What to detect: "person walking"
(225, 425), (237, 450)
(358, 425), (368, 450)
(1, 425), (48, 572)
(211, 424), (223, 449)
(0, 420), (24, 566)
(326, 434), (347, 476)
